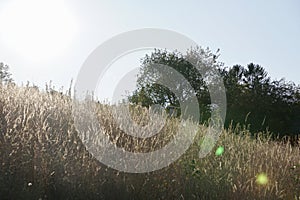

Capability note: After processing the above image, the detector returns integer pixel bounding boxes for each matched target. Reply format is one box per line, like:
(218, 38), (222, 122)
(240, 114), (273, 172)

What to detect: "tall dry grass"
(0, 83), (299, 199)
(184, 126), (300, 199)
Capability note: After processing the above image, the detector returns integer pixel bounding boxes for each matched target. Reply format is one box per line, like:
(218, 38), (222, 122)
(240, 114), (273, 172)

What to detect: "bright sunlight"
(0, 0), (78, 61)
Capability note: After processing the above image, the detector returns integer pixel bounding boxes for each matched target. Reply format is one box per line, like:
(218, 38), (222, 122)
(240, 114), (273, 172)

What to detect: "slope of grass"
(0, 84), (299, 199)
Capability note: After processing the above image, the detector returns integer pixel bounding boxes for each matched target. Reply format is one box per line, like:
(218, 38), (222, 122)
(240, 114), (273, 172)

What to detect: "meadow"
(0, 83), (299, 199)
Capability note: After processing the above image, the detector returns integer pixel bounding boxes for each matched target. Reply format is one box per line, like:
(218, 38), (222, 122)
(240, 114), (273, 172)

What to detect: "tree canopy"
(129, 47), (223, 122)
(128, 47), (300, 139)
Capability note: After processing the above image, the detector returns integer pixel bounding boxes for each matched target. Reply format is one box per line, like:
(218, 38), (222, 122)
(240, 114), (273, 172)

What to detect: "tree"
(128, 46), (223, 122)
(0, 63), (13, 84)
(128, 48), (300, 140)
(222, 63), (300, 138)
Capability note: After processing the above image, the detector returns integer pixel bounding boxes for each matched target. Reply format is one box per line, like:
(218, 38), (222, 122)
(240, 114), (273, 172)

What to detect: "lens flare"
(215, 146), (224, 156)
(256, 173), (268, 185)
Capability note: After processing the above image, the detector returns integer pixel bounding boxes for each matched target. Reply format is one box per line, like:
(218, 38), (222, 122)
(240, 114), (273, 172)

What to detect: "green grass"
(0, 83), (299, 199)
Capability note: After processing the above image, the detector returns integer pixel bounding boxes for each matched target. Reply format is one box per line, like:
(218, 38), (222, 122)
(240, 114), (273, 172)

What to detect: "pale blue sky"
(0, 0), (299, 101)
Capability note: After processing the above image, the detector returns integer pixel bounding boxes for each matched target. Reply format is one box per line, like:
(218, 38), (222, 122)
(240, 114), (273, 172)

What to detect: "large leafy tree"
(221, 64), (272, 131)
(222, 63), (300, 138)
(128, 47), (222, 122)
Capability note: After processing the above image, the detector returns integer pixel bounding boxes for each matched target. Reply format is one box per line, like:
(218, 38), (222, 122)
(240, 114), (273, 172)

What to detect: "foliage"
(221, 63), (300, 138)
(129, 47), (222, 122)
(128, 48), (300, 139)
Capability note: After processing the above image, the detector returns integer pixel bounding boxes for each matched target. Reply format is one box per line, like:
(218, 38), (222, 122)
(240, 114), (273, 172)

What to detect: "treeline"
(1, 48), (299, 140)
(222, 63), (300, 137)
(128, 47), (300, 140)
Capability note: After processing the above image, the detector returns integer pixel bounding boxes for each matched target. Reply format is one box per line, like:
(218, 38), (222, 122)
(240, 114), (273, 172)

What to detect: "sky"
(0, 0), (299, 102)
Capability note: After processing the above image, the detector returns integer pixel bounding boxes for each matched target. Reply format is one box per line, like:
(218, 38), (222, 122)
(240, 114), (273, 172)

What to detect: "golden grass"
(0, 83), (299, 199)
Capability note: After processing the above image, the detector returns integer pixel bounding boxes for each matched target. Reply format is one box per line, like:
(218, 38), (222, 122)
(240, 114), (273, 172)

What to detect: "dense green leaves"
(128, 48), (300, 139)
(222, 64), (300, 138)
(128, 47), (221, 122)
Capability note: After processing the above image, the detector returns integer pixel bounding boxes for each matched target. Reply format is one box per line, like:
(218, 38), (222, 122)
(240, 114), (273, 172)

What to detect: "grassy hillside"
(0, 84), (299, 199)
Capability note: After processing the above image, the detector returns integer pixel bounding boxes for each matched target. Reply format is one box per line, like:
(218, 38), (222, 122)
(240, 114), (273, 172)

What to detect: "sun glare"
(0, 0), (78, 61)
